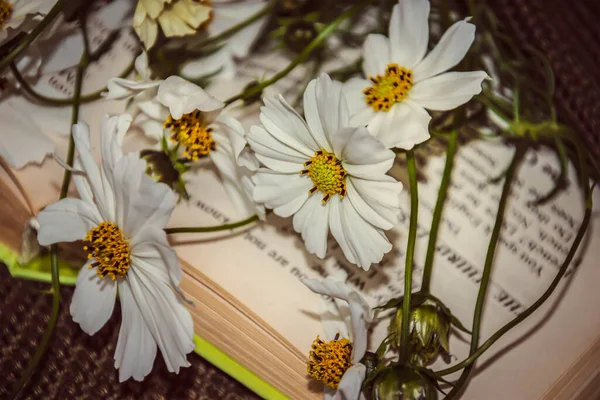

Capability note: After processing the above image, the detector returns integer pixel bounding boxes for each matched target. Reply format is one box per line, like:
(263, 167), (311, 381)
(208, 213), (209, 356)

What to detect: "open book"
(2, 6), (600, 400)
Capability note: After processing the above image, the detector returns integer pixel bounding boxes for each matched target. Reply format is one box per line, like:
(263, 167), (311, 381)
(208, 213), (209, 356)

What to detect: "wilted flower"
(133, 0), (211, 49)
(36, 114), (195, 381)
(343, 0), (488, 149)
(302, 278), (372, 399)
(248, 73), (402, 269)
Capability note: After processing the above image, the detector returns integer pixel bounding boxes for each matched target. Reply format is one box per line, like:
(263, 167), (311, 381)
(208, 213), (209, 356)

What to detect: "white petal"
(362, 34), (391, 78)
(137, 98), (169, 121)
(340, 200), (392, 269)
(72, 122), (112, 220)
(410, 70), (489, 110)
(413, 19), (476, 82)
(368, 100), (431, 150)
(72, 158), (93, 204)
(114, 279), (158, 382)
(335, 126), (395, 169)
(345, 178), (400, 230)
(260, 95), (318, 155)
(157, 76), (224, 119)
(113, 154), (175, 237)
(328, 196), (357, 264)
(320, 297), (350, 341)
(37, 198), (101, 245)
(303, 74), (350, 152)
(301, 279), (371, 360)
(304, 73), (350, 152)
(253, 171), (311, 217)
(222, 176), (260, 219)
(101, 114), (132, 175)
(247, 125), (308, 166)
(0, 102), (54, 168)
(389, 0), (431, 69)
(341, 77), (374, 126)
(70, 261), (117, 335)
(103, 78), (161, 101)
(334, 364), (367, 400)
(293, 193), (330, 258)
(135, 50), (152, 81)
(126, 265), (195, 374)
(130, 226), (183, 285)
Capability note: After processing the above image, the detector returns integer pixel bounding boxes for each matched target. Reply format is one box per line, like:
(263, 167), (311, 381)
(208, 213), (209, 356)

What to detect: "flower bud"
(371, 365), (437, 400)
(389, 300), (450, 366)
(275, 0), (312, 16)
(283, 20), (318, 53)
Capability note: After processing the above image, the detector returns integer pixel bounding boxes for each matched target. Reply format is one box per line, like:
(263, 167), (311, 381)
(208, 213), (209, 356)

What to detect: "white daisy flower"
(103, 51), (162, 101)
(138, 75), (265, 218)
(36, 114), (195, 382)
(302, 278), (372, 400)
(0, 0), (55, 44)
(180, 0), (269, 81)
(133, 0), (212, 49)
(0, 99), (54, 168)
(248, 73), (402, 269)
(343, 0), (489, 149)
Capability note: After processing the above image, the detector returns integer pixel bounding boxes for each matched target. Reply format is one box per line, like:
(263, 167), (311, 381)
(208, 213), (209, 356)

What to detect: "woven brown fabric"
(0, 267), (259, 400)
(488, 0), (600, 163)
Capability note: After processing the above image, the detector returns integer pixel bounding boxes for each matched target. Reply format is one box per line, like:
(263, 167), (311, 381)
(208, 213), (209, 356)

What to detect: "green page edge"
(0, 244), (288, 400)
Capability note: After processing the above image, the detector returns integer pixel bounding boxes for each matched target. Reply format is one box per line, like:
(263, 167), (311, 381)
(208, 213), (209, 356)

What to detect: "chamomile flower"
(0, 0), (55, 44)
(36, 114), (195, 382)
(137, 75), (264, 218)
(343, 0), (488, 149)
(302, 278), (372, 400)
(133, 0), (212, 49)
(248, 73), (402, 269)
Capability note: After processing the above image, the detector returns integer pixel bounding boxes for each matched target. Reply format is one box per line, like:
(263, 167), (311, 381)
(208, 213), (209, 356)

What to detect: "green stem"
(421, 130), (458, 293)
(0, 0), (64, 75)
(9, 60), (134, 106)
(188, 0), (275, 52)
(399, 150), (419, 361)
(443, 142), (527, 399)
(9, 32), (88, 400)
(164, 215), (259, 234)
(438, 141), (592, 379)
(223, 1), (371, 105)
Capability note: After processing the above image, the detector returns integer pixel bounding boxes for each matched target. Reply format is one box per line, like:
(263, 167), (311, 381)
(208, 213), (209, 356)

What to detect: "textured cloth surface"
(0, 267), (259, 400)
(2, 1), (600, 399)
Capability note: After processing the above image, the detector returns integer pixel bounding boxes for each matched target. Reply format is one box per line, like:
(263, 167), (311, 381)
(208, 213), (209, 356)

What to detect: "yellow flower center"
(301, 150), (347, 204)
(363, 63), (413, 112)
(83, 222), (131, 280)
(307, 335), (353, 389)
(0, 0), (12, 28)
(164, 110), (215, 161)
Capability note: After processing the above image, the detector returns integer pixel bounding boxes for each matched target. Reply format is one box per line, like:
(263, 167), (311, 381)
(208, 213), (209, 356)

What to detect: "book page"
(6, 7), (600, 399)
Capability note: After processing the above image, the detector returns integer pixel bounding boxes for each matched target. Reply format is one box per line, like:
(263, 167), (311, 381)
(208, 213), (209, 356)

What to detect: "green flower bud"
(283, 20), (318, 53)
(371, 365), (437, 400)
(275, 0), (312, 16)
(389, 300), (451, 366)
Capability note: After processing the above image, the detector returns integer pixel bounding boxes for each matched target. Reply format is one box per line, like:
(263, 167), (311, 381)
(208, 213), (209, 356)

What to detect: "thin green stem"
(421, 130), (458, 293)
(438, 142), (592, 379)
(188, 0), (275, 52)
(9, 28), (88, 400)
(443, 142), (527, 399)
(223, 1), (371, 105)
(0, 0), (64, 75)
(164, 215), (259, 234)
(9, 60), (134, 106)
(399, 150), (419, 361)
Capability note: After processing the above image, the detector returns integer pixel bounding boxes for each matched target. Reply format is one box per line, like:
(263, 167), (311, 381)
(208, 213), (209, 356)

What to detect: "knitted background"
(1, 0), (599, 399)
